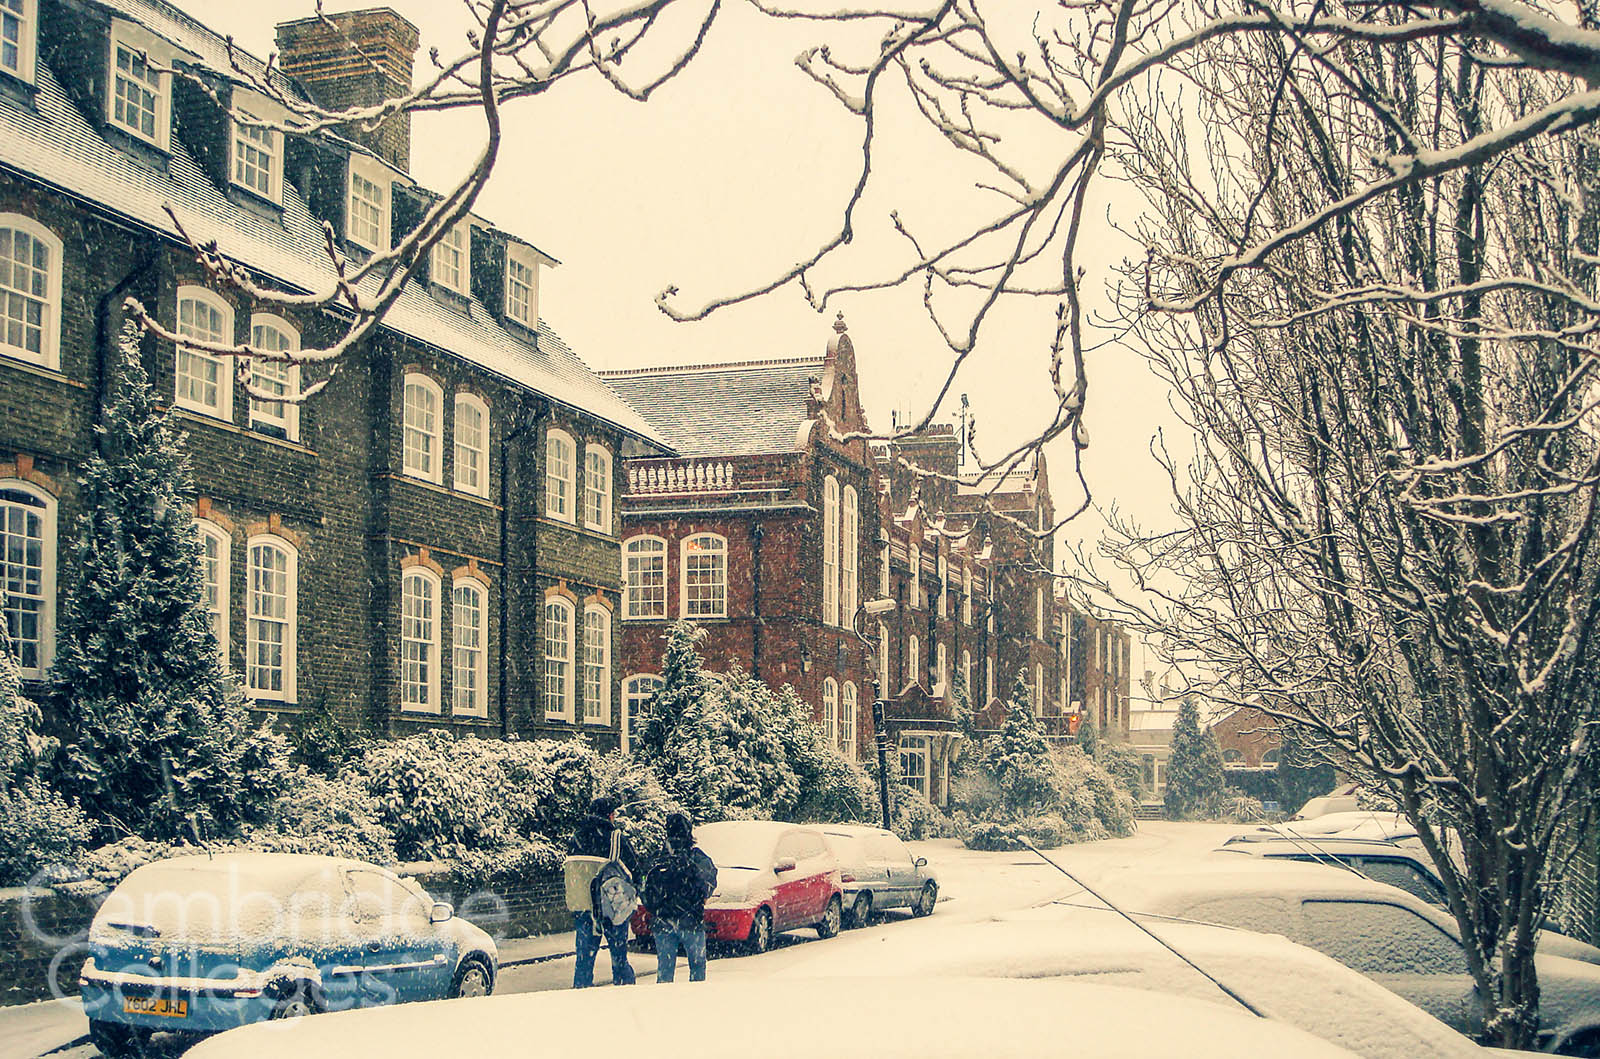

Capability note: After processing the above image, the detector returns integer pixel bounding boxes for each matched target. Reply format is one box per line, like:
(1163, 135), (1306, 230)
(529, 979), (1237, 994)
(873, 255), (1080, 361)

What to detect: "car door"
(770, 833), (810, 930)
(878, 834), (922, 907)
(1298, 899), (1481, 1034)
(345, 868), (454, 1006)
(794, 829), (834, 919)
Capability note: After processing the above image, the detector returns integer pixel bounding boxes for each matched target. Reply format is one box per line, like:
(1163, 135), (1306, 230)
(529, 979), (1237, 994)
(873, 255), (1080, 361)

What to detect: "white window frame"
(907, 633), (920, 686)
(842, 485), (858, 628)
(582, 603), (611, 725)
(451, 577), (488, 718)
(399, 566), (441, 713)
(543, 597), (575, 721)
(584, 444), (613, 534)
(347, 157), (390, 252)
(431, 222), (470, 295)
(937, 552), (948, 619)
(822, 475), (839, 626)
(680, 533), (728, 619)
(545, 428), (576, 523)
(899, 736), (929, 799)
(0, 480), (54, 678)
(247, 314), (300, 441)
(621, 674), (662, 755)
(909, 547), (921, 609)
(0, 0), (37, 84)
(401, 373), (443, 484)
(107, 22), (171, 150)
(961, 649), (972, 697)
(229, 115), (283, 203)
(840, 682), (857, 760)
(0, 214), (60, 370)
(194, 519), (230, 667)
(453, 392), (489, 498)
(936, 641), (948, 693)
(174, 287), (235, 422)
(986, 655), (995, 703)
(1035, 662), (1046, 716)
(245, 533), (298, 704)
(504, 243), (539, 328)
(623, 534), (667, 620)
(822, 677), (838, 749)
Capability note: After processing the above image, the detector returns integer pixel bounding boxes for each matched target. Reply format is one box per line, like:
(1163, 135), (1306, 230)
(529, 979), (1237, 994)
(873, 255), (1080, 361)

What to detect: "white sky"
(186, 0), (1189, 641)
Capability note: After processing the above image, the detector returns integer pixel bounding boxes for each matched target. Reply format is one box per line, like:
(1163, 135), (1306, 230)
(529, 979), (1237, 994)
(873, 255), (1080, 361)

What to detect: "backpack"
(591, 829), (639, 926)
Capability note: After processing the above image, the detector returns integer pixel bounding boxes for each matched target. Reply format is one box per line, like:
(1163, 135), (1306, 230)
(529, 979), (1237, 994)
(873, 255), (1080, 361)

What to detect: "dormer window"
(347, 156), (389, 251)
(231, 119), (282, 203)
(107, 23), (170, 150)
(432, 223), (469, 295)
(0, 0), (37, 84)
(505, 244), (538, 328)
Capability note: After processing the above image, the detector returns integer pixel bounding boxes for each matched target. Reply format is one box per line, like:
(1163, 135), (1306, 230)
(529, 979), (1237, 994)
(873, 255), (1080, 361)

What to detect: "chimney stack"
(275, 8), (420, 173)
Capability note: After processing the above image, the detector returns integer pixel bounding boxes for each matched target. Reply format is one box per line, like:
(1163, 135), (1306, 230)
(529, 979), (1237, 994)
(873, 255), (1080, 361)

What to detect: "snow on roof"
(599, 358), (823, 458)
(184, 976), (1362, 1059)
(92, 0), (305, 99)
(0, 62), (668, 450)
(1128, 709), (1179, 731)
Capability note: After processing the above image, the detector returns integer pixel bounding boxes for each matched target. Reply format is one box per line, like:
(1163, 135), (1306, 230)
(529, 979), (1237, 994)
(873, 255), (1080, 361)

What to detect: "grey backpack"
(591, 829), (639, 926)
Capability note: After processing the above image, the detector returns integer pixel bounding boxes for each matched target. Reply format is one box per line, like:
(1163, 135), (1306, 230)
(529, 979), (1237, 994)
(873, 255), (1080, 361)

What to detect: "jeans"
(654, 918), (708, 983)
(573, 910), (635, 988)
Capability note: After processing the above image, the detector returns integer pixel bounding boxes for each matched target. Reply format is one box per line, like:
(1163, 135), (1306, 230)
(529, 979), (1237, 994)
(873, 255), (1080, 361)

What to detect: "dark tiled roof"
(599, 358), (821, 458)
(0, 8), (667, 449)
(93, 0), (304, 99)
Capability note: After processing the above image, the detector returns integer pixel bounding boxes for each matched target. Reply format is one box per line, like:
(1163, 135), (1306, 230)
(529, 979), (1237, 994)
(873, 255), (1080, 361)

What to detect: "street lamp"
(854, 598), (897, 831)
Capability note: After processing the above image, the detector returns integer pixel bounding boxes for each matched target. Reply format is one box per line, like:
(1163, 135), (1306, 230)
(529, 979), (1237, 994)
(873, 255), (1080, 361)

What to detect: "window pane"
(454, 397), (485, 495)
(683, 535), (726, 618)
(452, 582), (484, 715)
(506, 256), (534, 324)
(624, 538), (666, 619)
(0, 227), (47, 361)
(583, 609), (608, 722)
(543, 601), (570, 717)
(1, 489), (46, 672)
(403, 380), (438, 479)
(349, 172), (385, 249)
(401, 573), (436, 708)
(546, 436), (571, 517)
(247, 543), (290, 696)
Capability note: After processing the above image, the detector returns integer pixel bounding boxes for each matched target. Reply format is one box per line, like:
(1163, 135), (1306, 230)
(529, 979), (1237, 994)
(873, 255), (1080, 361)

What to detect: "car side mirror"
(914, 857), (928, 869)
(773, 858), (797, 874)
(430, 901), (454, 924)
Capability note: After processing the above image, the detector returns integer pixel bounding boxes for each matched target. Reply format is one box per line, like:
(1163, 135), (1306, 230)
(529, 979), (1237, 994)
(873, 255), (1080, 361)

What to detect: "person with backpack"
(642, 812), (718, 983)
(562, 796), (639, 988)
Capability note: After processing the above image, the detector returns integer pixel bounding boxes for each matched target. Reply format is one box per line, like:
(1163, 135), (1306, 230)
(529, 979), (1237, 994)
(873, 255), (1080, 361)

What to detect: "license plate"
(123, 995), (188, 1019)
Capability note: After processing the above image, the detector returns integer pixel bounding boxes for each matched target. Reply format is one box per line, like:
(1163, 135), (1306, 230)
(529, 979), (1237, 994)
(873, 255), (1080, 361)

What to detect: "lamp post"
(854, 598), (897, 831)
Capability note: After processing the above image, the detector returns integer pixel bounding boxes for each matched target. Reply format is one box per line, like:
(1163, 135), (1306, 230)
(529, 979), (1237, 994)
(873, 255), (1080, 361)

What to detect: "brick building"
(0, 0), (668, 744)
(1211, 704), (1283, 769)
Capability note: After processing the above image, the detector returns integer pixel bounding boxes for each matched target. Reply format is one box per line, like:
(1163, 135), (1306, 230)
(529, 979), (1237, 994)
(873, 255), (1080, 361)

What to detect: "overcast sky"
(187, 0), (1187, 642)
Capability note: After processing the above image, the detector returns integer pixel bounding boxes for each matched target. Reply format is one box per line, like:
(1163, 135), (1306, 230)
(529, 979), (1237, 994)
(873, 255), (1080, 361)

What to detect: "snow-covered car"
(1109, 861), (1600, 1055)
(631, 821), (843, 953)
(773, 909), (1505, 1059)
(1233, 811), (1417, 842)
(1216, 835), (1600, 966)
(183, 976), (1366, 1059)
(817, 824), (938, 926)
(79, 852), (497, 1056)
(1292, 782), (1365, 820)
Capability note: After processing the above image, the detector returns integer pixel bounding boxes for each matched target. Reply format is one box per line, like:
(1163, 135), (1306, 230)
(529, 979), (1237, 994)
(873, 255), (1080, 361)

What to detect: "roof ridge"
(599, 356), (824, 379)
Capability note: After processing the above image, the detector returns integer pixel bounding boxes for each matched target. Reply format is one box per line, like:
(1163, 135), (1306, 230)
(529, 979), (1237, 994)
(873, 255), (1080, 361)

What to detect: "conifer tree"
(1076, 714), (1099, 757)
(985, 670), (1055, 815)
(50, 321), (288, 841)
(634, 620), (712, 765)
(1164, 697), (1225, 820)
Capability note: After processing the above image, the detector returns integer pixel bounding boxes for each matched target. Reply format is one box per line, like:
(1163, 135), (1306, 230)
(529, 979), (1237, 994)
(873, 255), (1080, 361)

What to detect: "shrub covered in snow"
(1164, 697), (1226, 820)
(963, 814), (1072, 851)
(1094, 741), (1145, 803)
(246, 772), (396, 863)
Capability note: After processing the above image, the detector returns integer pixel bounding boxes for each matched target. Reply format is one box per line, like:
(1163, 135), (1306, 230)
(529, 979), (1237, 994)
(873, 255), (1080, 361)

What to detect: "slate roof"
(599, 358), (822, 458)
(94, 0), (303, 98)
(0, 5), (668, 450)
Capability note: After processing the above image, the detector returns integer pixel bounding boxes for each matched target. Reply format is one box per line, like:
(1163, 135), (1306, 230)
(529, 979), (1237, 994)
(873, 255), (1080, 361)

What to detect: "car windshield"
(694, 826), (779, 869)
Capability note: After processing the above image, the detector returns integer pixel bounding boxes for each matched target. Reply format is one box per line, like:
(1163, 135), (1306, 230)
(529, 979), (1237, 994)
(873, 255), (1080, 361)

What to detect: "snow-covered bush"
(1055, 746), (1136, 840)
(983, 674), (1057, 815)
(360, 731), (520, 861)
(963, 814), (1071, 851)
(74, 836), (185, 887)
(949, 769), (1002, 819)
(795, 752), (878, 825)
(453, 839), (563, 888)
(589, 749), (680, 859)
(1094, 741), (1144, 803)
(892, 786), (948, 840)
(248, 772), (396, 863)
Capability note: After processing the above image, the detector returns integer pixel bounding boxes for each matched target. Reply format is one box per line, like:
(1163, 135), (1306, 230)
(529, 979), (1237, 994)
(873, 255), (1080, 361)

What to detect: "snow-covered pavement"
(18, 822), (1243, 1057)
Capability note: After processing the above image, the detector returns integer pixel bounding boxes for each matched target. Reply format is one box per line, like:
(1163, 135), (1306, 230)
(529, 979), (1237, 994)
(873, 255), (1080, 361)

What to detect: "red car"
(632, 821), (843, 954)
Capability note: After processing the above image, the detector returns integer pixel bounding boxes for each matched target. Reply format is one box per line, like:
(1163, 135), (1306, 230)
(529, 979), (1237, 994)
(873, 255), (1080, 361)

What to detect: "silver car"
(817, 825), (938, 927)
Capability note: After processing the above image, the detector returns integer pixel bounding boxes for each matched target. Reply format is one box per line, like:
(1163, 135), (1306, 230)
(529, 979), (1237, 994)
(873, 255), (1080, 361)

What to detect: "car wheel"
(914, 881), (938, 917)
(744, 908), (773, 955)
(89, 1019), (148, 1058)
(848, 892), (873, 929)
(270, 983), (321, 1020)
(451, 955), (494, 999)
(817, 896), (842, 939)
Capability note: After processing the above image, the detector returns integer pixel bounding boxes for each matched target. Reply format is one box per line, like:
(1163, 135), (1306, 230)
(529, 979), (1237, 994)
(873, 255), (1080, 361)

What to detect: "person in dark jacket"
(642, 812), (718, 983)
(564, 797), (639, 988)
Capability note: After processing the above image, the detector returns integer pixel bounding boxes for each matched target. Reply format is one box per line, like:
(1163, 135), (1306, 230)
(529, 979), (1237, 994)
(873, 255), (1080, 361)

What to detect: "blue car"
(79, 852), (498, 1056)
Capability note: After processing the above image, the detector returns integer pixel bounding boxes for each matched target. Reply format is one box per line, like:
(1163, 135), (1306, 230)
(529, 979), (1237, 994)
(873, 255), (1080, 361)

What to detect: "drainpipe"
(498, 394), (547, 738)
(93, 248), (158, 426)
(751, 522), (763, 680)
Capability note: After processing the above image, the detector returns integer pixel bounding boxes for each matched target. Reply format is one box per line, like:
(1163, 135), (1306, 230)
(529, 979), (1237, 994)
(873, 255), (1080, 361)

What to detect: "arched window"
(842, 486), (858, 625)
(840, 682), (857, 760)
(1223, 748), (1245, 765)
(961, 649), (972, 697)
(822, 475), (839, 625)
(1034, 662), (1045, 715)
(543, 597), (574, 719)
(0, 216), (60, 369)
(962, 565), (972, 626)
(936, 642), (948, 692)
(451, 577), (488, 717)
(399, 565), (439, 712)
(937, 552), (948, 619)
(907, 633), (920, 685)
(453, 393), (489, 498)
(822, 677), (838, 749)
(880, 541), (890, 597)
(623, 535), (667, 620)
(1261, 749), (1281, 767)
(583, 604), (611, 724)
(584, 444), (613, 533)
(621, 675), (663, 754)
(401, 373), (442, 483)
(246, 534), (297, 703)
(545, 428), (575, 523)
(1035, 587), (1046, 640)
(1, 480), (54, 677)
(681, 533), (727, 618)
(248, 314), (299, 441)
(175, 287), (234, 422)
(194, 519), (230, 666)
